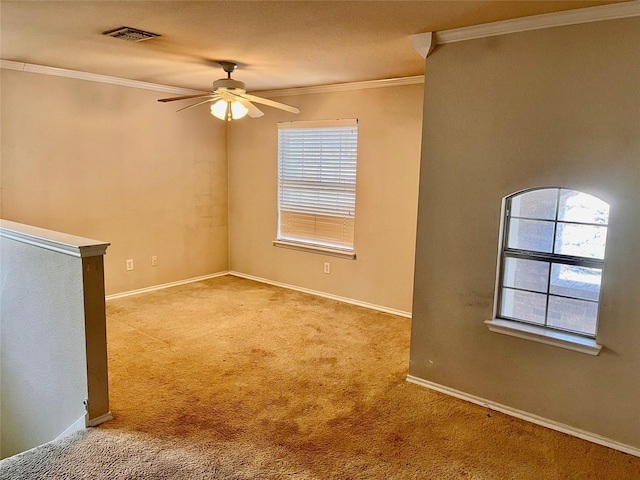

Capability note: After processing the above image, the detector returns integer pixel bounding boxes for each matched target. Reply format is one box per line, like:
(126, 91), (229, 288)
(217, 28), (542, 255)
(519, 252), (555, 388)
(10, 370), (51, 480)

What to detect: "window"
(487, 187), (609, 354)
(275, 119), (358, 258)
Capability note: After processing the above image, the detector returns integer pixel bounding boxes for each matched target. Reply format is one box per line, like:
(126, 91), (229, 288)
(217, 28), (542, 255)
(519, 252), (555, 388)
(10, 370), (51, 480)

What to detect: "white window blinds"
(277, 119), (358, 251)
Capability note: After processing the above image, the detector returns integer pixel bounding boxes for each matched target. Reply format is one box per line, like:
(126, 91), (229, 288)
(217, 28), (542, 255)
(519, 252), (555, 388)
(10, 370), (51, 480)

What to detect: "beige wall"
(410, 17), (640, 448)
(0, 69), (421, 310)
(228, 85), (423, 313)
(0, 70), (228, 295)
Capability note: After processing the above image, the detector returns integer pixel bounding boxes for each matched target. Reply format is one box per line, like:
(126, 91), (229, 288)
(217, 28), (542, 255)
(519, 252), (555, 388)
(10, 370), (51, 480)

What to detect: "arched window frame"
(486, 187), (609, 355)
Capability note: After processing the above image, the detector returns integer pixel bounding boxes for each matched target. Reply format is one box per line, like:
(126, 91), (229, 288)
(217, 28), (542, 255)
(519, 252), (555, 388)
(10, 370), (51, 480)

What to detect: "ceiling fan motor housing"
(213, 78), (246, 92)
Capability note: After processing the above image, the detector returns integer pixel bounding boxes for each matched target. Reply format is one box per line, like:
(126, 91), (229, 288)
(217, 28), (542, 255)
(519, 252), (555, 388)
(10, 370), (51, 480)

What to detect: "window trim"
(272, 240), (356, 259)
(275, 118), (358, 254)
(484, 318), (602, 355)
(488, 187), (607, 355)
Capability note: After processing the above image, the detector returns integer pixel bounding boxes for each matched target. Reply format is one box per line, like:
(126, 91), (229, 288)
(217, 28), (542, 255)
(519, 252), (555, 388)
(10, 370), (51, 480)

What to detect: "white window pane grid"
(510, 188), (557, 220)
(549, 264), (601, 301)
(501, 288), (547, 325)
(502, 257), (549, 293)
(507, 218), (555, 253)
(547, 296), (598, 336)
(500, 258), (602, 336)
(501, 188), (608, 338)
(553, 223), (607, 260)
(508, 188), (609, 261)
(558, 189), (609, 225)
(278, 123), (358, 250)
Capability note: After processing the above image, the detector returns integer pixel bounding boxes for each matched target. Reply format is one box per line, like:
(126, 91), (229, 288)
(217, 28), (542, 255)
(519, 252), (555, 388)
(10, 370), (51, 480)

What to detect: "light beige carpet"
(2, 275), (638, 479)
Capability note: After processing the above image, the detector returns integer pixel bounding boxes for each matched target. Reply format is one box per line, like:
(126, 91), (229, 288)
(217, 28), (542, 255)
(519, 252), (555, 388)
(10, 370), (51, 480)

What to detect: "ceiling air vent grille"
(103, 27), (160, 42)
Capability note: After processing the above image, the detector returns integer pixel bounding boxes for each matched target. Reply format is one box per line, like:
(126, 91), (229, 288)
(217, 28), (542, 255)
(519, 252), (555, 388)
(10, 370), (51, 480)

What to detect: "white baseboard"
(106, 270), (412, 317)
(406, 375), (640, 458)
(86, 411), (113, 427)
(229, 271), (411, 318)
(105, 272), (228, 301)
(53, 411), (113, 442)
(56, 414), (87, 440)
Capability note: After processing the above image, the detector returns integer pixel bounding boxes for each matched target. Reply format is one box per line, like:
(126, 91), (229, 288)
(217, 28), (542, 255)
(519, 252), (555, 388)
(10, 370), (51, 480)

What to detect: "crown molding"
(0, 59), (204, 95)
(251, 76), (424, 98)
(414, 1), (640, 56)
(412, 32), (434, 59)
(1, 58), (423, 98)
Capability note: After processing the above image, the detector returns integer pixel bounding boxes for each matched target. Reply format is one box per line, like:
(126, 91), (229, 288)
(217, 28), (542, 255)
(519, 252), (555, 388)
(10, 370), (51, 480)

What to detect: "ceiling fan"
(158, 61), (300, 121)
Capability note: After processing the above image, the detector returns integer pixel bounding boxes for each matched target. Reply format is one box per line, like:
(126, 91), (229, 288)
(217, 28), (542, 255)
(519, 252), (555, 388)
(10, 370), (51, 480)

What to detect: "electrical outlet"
(151, 256), (158, 266)
(324, 262), (330, 274)
(126, 259), (134, 271)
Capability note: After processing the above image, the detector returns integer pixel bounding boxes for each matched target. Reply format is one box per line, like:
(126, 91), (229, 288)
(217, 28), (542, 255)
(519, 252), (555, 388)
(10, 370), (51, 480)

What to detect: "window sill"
(273, 240), (356, 259)
(484, 319), (602, 356)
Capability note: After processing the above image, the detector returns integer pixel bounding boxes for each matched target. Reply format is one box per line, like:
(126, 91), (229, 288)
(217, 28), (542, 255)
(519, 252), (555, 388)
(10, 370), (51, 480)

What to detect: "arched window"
(494, 188), (609, 340)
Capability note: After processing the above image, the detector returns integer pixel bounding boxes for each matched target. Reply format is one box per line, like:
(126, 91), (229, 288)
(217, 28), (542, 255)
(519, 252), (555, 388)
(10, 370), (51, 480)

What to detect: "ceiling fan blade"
(240, 93), (300, 115)
(175, 95), (220, 112)
(157, 93), (213, 103)
(242, 100), (265, 118)
(226, 92), (264, 118)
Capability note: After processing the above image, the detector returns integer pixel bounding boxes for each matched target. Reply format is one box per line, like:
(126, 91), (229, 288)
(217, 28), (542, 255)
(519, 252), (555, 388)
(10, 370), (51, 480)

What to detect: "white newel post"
(0, 219), (111, 459)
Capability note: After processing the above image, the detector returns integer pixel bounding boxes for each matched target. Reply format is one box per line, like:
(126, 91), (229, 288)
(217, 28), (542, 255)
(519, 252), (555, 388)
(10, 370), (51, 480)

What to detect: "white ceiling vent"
(103, 27), (160, 42)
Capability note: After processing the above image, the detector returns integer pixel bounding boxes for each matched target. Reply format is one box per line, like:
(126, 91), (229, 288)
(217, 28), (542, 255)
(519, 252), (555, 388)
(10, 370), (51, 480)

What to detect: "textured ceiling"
(0, 1), (621, 92)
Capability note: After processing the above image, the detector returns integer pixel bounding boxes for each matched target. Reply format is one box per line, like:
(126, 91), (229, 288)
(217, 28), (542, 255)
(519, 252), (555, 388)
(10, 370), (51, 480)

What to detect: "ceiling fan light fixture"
(210, 100), (228, 120)
(159, 61), (299, 119)
(210, 99), (248, 121)
(231, 101), (248, 119)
